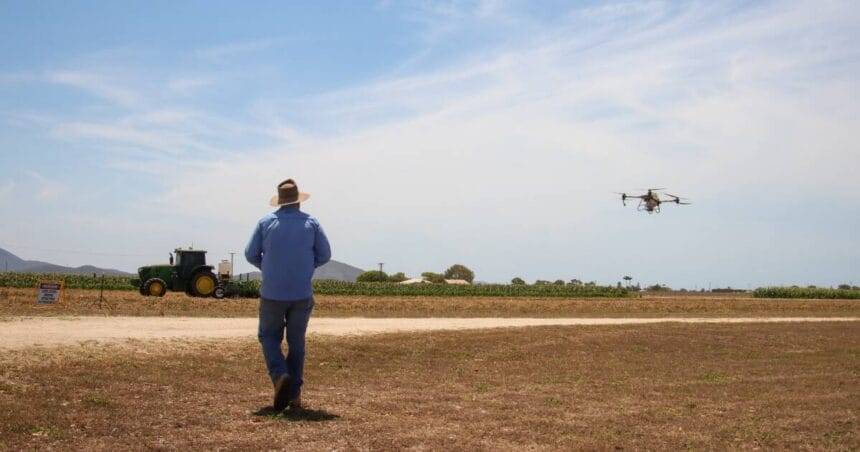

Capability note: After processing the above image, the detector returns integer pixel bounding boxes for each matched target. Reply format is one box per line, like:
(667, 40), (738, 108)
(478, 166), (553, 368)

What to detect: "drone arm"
(661, 199), (692, 206)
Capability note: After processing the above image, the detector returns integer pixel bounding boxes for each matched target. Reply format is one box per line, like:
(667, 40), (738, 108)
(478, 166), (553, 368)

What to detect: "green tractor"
(132, 248), (226, 299)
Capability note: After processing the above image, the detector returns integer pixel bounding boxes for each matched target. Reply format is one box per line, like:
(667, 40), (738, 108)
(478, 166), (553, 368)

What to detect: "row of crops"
(753, 287), (860, 300)
(0, 272), (627, 298)
(308, 280), (627, 298)
(5, 273), (860, 299)
(0, 272), (136, 290)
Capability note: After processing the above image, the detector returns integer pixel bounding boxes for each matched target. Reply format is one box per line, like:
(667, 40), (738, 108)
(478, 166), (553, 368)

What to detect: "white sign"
(37, 281), (63, 304)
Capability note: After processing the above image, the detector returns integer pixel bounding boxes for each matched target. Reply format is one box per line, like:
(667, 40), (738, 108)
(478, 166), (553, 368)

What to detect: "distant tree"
(617, 282), (622, 289)
(534, 280), (551, 286)
(623, 275), (633, 287)
(838, 284), (851, 290)
(388, 272), (408, 283)
(568, 279), (583, 286)
(511, 277), (526, 285)
(421, 272), (446, 284)
(357, 270), (388, 283)
(553, 279), (565, 286)
(646, 284), (671, 291)
(807, 285), (817, 289)
(585, 281), (597, 287)
(444, 264), (475, 283)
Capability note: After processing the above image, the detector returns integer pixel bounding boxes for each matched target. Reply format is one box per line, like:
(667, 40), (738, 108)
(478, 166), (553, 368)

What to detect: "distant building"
(444, 279), (470, 285)
(398, 277), (471, 285)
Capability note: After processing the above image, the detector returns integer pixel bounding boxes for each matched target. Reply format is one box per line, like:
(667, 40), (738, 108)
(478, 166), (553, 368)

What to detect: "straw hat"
(269, 178), (311, 207)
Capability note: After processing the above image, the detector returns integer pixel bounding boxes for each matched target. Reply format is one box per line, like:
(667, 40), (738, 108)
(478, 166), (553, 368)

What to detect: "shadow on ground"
(253, 406), (340, 422)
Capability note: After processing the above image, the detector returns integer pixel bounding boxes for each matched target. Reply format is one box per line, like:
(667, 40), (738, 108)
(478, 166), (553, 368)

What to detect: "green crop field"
(753, 287), (860, 300)
(7, 273), (860, 300)
(309, 280), (626, 298)
(0, 272), (626, 298)
(0, 272), (136, 290)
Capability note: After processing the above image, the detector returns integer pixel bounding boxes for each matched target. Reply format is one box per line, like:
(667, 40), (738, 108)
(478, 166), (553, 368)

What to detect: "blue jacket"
(244, 205), (331, 301)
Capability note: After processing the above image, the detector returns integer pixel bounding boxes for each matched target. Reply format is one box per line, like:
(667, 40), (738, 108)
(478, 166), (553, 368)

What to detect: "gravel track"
(1, 316), (857, 349)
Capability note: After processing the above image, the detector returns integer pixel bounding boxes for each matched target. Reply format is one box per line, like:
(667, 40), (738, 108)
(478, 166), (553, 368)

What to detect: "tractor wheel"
(213, 286), (226, 300)
(191, 271), (218, 297)
(142, 278), (167, 297)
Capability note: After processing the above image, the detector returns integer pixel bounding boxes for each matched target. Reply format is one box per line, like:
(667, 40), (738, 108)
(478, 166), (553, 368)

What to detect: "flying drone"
(615, 188), (691, 214)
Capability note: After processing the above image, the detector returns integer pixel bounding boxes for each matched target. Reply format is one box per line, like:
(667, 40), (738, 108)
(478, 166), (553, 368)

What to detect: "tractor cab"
(174, 249), (208, 281)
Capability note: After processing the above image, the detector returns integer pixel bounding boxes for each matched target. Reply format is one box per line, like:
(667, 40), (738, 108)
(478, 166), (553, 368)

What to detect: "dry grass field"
(1, 322), (857, 450)
(2, 287), (858, 318)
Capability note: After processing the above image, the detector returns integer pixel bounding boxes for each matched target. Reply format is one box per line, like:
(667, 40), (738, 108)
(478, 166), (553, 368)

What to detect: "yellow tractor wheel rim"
(149, 281), (164, 295)
(195, 276), (215, 295)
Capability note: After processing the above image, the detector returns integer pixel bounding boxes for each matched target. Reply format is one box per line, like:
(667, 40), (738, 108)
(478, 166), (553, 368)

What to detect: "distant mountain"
(0, 247), (134, 276)
(314, 260), (365, 282)
(0, 247), (27, 271)
(238, 260), (364, 282)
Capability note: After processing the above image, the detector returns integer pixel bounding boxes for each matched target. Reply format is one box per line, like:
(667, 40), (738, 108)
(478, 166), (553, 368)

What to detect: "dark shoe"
(273, 374), (292, 412)
(288, 393), (302, 411)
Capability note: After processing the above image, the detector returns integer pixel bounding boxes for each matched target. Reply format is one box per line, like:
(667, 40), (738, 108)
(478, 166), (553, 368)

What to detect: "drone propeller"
(613, 192), (628, 206)
(636, 187), (665, 191)
(664, 193), (689, 200)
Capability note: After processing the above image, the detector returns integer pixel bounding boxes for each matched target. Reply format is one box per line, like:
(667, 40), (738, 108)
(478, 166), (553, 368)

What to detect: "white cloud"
(25, 171), (66, 202)
(4, 0), (858, 285)
(155, 0), (859, 285)
(167, 77), (214, 95)
(0, 180), (13, 204)
(196, 38), (287, 61)
(49, 108), (271, 163)
(46, 70), (140, 107)
(51, 121), (188, 155)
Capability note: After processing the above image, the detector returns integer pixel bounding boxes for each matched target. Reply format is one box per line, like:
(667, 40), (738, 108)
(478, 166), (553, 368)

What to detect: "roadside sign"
(37, 281), (63, 304)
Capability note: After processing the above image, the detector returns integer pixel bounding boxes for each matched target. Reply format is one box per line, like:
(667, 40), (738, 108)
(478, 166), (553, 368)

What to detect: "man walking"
(245, 178), (331, 412)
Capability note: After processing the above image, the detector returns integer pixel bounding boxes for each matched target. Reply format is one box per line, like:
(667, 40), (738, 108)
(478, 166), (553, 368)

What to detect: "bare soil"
(1, 315), (857, 349)
(2, 287), (858, 318)
(0, 322), (857, 450)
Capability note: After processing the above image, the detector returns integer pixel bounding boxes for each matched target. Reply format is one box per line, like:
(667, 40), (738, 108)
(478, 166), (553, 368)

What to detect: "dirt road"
(1, 316), (857, 349)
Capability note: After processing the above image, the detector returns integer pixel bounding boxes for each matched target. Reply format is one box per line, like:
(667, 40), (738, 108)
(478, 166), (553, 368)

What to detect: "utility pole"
(378, 262), (384, 272)
(229, 252), (236, 277)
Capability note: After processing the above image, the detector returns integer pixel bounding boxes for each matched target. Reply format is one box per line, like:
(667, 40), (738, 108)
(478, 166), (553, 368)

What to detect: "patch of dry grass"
(0, 322), (857, 450)
(1, 287), (858, 319)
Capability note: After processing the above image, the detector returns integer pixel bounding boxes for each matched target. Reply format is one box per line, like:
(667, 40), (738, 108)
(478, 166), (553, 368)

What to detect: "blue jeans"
(258, 296), (314, 399)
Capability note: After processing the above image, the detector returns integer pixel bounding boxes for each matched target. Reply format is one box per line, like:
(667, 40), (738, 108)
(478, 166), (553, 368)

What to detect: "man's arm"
(313, 222), (332, 268)
(244, 221), (264, 269)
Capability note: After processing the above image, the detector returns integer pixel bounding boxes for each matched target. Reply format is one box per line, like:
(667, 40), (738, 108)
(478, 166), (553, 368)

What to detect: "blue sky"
(0, 0), (858, 288)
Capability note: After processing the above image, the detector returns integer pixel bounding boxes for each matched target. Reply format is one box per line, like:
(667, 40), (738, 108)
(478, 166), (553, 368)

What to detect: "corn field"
(753, 287), (860, 300)
(0, 272), (627, 298)
(308, 280), (627, 298)
(0, 272), (136, 290)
